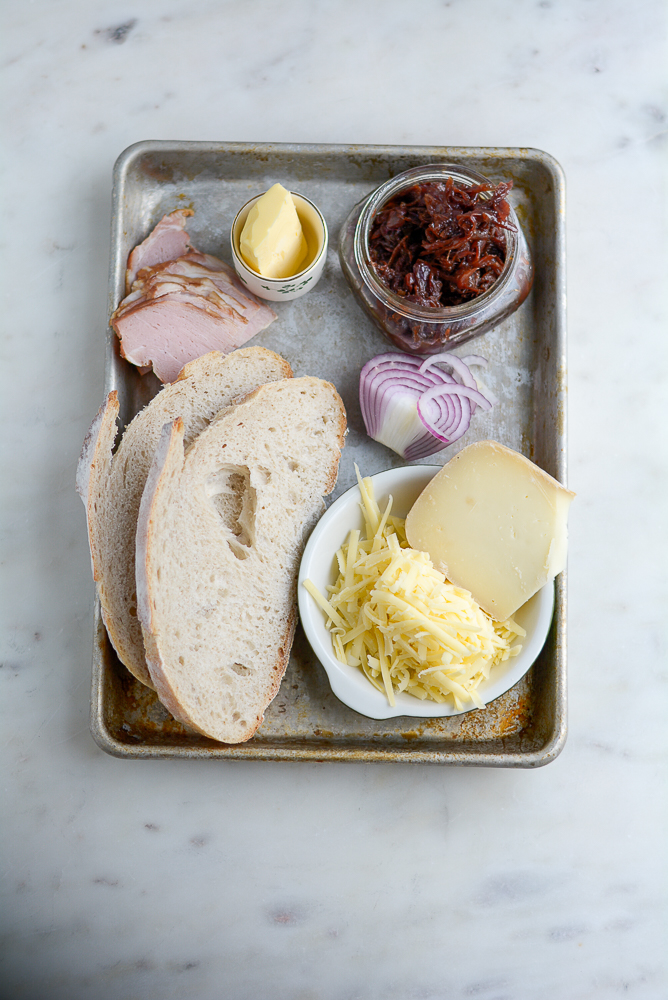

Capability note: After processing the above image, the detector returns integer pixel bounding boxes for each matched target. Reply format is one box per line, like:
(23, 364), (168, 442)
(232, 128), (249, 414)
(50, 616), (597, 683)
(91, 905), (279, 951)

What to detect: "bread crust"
(136, 420), (186, 713)
(75, 390), (157, 683)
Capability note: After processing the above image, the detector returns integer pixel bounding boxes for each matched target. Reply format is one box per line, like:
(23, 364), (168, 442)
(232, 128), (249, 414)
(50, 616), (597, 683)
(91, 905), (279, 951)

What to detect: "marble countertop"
(2, 1), (666, 997)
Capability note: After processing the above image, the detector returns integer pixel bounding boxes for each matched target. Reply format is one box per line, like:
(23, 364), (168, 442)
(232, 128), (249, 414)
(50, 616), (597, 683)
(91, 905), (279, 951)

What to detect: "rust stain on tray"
(393, 685), (531, 743)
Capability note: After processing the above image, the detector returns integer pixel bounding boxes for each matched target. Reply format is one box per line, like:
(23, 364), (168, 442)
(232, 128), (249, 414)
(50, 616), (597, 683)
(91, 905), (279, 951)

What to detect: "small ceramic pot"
(231, 191), (328, 302)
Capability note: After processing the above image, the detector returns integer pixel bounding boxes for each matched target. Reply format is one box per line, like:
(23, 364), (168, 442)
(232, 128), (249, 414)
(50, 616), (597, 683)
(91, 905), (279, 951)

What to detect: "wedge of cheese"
(405, 441), (575, 622)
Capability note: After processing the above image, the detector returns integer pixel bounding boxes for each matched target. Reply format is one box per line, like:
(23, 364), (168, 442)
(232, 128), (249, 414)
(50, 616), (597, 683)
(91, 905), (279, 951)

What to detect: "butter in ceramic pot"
(239, 183), (308, 278)
(405, 440), (575, 622)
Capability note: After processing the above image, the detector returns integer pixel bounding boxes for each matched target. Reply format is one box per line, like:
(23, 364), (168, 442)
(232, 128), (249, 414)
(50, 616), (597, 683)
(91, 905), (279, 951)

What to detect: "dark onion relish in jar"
(338, 163), (534, 355)
(368, 178), (516, 308)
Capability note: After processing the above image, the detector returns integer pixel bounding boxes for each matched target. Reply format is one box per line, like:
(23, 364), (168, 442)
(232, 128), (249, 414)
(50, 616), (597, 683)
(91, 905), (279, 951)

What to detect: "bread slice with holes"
(136, 377), (346, 743)
(76, 348), (293, 687)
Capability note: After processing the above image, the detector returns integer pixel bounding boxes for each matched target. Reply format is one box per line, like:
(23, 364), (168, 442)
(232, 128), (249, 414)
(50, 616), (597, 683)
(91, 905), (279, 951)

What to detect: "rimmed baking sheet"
(91, 141), (567, 766)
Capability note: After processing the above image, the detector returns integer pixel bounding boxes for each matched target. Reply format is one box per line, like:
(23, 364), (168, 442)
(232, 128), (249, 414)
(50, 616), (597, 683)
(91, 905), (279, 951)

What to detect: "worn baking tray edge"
(91, 141), (567, 766)
(90, 573), (567, 766)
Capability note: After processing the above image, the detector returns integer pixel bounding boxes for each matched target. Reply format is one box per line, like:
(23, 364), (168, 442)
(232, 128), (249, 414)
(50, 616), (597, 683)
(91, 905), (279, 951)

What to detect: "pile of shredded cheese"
(304, 468), (526, 711)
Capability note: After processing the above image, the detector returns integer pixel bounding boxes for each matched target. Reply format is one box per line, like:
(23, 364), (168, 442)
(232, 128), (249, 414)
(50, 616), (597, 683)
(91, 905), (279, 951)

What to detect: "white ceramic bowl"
(230, 191), (328, 302)
(298, 465), (555, 720)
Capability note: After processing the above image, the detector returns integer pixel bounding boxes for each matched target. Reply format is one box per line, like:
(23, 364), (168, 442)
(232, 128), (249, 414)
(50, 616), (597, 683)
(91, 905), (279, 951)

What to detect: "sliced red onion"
(359, 351), (496, 460)
(419, 352), (481, 390)
(459, 355), (499, 405)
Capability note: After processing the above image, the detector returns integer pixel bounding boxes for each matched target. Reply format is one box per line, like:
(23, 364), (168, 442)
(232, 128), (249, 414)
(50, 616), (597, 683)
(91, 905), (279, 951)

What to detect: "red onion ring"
(359, 351), (496, 459)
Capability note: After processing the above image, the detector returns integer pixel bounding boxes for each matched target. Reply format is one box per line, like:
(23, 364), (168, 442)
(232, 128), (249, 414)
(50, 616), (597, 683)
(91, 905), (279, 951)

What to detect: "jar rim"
(353, 163), (519, 322)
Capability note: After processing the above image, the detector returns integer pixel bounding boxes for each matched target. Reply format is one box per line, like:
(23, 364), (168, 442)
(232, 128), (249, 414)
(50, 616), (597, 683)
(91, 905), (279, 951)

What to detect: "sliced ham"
(162, 257), (274, 322)
(112, 211), (277, 383)
(114, 299), (258, 383)
(113, 273), (241, 323)
(125, 209), (194, 291)
(119, 257), (274, 327)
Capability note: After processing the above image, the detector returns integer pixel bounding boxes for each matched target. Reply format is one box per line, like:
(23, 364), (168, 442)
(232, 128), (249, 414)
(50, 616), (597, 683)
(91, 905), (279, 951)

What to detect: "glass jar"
(338, 163), (534, 355)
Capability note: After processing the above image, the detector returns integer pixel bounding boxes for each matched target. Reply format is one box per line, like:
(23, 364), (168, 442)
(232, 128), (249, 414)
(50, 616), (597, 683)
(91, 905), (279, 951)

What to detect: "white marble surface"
(2, 1), (666, 997)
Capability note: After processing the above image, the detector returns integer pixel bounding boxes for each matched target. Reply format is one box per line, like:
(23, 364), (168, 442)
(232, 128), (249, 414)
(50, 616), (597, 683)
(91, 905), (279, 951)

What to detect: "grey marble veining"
(1, 1), (666, 998)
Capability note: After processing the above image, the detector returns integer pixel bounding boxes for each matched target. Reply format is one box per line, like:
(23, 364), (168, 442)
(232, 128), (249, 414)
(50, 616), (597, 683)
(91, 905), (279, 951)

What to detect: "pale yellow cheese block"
(240, 183), (308, 279)
(405, 441), (575, 622)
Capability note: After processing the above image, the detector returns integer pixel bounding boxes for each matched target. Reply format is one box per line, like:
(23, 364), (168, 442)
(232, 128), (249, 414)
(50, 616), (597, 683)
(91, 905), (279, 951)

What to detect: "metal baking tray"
(91, 141), (567, 766)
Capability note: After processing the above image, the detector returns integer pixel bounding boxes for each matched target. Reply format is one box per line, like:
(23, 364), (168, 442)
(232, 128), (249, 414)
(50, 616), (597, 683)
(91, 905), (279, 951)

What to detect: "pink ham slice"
(113, 272), (241, 322)
(116, 258), (272, 326)
(113, 298), (263, 383)
(112, 211), (277, 383)
(125, 209), (194, 291)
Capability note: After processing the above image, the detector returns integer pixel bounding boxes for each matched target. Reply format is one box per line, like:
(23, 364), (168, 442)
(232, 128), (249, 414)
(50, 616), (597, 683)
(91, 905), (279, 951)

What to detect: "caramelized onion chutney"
(368, 178), (516, 309)
(339, 163), (534, 353)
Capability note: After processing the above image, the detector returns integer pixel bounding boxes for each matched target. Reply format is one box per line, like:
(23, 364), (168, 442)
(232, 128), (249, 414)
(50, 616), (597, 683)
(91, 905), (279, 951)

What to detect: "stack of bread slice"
(77, 347), (346, 743)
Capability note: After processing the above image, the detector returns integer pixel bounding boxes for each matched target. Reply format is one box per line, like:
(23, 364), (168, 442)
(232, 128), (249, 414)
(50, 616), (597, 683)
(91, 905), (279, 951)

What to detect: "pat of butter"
(239, 183), (308, 279)
(405, 441), (575, 621)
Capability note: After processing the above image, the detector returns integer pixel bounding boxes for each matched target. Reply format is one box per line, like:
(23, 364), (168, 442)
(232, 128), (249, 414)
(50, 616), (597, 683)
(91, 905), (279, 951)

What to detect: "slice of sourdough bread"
(136, 377), (347, 743)
(76, 348), (293, 687)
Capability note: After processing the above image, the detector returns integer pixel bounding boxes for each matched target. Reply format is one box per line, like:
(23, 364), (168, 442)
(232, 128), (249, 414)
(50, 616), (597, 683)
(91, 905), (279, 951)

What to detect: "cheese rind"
(405, 441), (575, 622)
(240, 183), (308, 279)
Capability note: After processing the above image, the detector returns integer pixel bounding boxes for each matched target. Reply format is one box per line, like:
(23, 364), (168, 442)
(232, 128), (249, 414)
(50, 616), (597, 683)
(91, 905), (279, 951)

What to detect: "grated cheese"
(304, 468), (526, 711)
